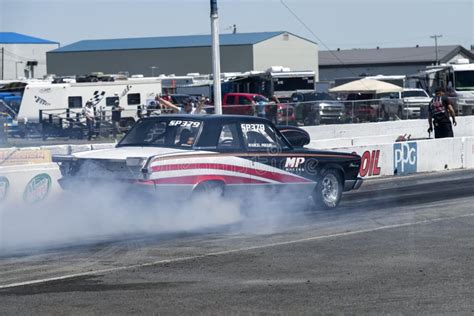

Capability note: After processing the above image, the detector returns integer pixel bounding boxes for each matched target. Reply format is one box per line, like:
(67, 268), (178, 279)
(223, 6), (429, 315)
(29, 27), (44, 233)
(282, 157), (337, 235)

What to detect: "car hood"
(73, 146), (192, 160)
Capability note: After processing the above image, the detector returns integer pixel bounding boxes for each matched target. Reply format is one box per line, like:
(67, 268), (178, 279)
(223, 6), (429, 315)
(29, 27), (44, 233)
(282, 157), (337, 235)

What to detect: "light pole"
(15, 61), (23, 79)
(430, 34), (442, 65)
(210, 0), (222, 115)
(150, 66), (157, 77)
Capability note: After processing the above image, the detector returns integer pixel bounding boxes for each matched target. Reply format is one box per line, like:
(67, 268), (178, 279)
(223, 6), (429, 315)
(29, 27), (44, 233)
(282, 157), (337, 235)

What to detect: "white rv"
(1, 78), (162, 130)
(416, 59), (474, 114)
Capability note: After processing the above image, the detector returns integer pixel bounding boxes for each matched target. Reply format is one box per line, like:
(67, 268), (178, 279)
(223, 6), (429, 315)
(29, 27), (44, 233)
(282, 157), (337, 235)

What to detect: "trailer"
(0, 78), (162, 136)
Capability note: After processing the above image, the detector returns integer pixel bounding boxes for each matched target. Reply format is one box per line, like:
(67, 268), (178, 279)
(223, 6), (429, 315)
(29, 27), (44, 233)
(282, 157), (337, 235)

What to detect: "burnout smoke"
(0, 180), (244, 253)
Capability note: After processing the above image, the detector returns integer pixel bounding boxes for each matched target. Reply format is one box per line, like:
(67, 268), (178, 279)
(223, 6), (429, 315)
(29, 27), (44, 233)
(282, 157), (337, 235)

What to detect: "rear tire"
(312, 169), (343, 210)
(191, 181), (225, 201)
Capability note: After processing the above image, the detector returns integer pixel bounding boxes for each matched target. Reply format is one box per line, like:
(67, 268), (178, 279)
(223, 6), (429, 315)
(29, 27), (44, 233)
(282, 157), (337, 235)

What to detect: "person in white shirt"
(82, 102), (95, 141)
(157, 97), (205, 115)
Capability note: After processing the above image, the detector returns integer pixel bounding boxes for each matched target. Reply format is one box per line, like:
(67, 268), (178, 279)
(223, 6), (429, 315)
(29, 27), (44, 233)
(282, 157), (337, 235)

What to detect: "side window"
(106, 96), (119, 106)
(68, 96), (82, 109)
(127, 93), (141, 105)
(217, 123), (241, 150)
(238, 96), (251, 105)
(226, 95), (235, 104)
(240, 123), (280, 151)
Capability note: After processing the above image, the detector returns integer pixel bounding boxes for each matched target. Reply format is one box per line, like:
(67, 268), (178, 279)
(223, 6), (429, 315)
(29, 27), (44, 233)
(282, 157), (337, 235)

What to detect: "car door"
(213, 121), (253, 195)
(239, 120), (294, 190)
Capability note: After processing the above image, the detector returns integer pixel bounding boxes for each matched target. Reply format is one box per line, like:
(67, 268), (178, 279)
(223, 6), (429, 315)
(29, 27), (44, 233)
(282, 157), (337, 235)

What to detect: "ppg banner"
(393, 142), (417, 175)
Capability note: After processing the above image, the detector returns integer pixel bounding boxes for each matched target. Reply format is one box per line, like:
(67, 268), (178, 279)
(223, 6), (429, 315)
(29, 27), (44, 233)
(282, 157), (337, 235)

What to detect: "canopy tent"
(329, 78), (403, 94)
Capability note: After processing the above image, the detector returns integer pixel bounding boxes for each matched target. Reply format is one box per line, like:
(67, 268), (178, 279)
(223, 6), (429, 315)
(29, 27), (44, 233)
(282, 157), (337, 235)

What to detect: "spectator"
(427, 87), (457, 138)
(82, 102), (95, 141)
(111, 99), (124, 139)
(157, 96), (205, 115)
(267, 96), (279, 124)
(254, 96), (266, 118)
(156, 96), (180, 113)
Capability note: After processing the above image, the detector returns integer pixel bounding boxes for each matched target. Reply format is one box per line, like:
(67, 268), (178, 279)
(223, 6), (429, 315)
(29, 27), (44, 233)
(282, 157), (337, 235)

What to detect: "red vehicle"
(222, 93), (268, 116)
(277, 104), (297, 125)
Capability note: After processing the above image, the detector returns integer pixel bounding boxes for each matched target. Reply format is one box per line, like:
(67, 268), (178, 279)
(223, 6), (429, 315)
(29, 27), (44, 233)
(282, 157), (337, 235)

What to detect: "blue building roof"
(51, 31), (294, 53)
(0, 32), (58, 44)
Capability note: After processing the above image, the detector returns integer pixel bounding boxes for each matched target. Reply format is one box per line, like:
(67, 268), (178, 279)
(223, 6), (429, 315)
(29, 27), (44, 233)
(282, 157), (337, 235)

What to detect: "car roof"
(140, 114), (272, 123)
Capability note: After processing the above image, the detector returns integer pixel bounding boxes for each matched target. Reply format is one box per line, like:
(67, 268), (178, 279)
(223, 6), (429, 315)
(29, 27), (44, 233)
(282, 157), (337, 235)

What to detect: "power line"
(279, 0), (360, 79)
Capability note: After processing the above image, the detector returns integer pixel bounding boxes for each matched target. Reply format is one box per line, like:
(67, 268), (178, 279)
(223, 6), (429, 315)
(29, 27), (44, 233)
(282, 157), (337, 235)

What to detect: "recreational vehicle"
(0, 78), (162, 134)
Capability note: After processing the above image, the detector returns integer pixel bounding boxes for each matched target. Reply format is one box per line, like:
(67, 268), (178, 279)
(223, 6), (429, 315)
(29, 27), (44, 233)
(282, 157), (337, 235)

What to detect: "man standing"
(428, 87), (457, 139)
(111, 99), (124, 139)
(83, 102), (95, 141)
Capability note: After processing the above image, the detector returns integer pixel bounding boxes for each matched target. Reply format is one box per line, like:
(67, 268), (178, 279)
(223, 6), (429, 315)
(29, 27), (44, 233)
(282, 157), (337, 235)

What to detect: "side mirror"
(277, 126), (310, 148)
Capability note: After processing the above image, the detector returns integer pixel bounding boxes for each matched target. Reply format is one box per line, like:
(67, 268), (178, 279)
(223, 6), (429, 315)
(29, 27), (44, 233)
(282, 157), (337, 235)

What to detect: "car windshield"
(117, 118), (203, 148)
(402, 90), (428, 98)
(306, 93), (335, 101)
(454, 70), (474, 91)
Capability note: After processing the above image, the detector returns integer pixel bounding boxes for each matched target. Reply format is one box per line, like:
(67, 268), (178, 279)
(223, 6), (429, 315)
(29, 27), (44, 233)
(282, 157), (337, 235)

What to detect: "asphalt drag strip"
(0, 170), (473, 314)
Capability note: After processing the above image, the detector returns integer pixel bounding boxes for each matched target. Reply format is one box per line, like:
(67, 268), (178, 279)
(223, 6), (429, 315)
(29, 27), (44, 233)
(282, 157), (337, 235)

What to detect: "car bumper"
(344, 177), (363, 191)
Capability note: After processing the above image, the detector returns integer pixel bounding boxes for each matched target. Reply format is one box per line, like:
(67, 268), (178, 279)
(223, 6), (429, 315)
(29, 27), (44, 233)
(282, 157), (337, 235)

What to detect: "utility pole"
(210, 0), (222, 115)
(430, 34), (442, 65)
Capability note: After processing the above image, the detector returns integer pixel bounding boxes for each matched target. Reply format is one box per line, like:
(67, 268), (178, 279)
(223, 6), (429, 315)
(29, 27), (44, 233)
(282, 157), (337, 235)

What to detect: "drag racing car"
(53, 115), (363, 209)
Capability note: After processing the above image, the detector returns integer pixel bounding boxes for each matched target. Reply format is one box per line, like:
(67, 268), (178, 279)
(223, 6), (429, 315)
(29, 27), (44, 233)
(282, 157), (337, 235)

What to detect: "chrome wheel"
(312, 169), (343, 210)
(322, 174), (339, 206)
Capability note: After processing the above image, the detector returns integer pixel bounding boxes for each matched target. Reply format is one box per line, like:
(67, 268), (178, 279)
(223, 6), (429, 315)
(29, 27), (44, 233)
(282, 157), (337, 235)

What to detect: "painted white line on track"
(1, 213), (473, 290)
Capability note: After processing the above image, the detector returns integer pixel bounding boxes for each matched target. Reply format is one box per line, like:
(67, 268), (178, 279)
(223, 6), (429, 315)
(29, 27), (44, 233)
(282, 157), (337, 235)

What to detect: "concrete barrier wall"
(0, 163), (62, 205)
(303, 116), (474, 141)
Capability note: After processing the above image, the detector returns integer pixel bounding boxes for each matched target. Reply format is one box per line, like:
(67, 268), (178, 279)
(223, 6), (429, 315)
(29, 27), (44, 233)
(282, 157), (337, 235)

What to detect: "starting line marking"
(1, 212), (473, 290)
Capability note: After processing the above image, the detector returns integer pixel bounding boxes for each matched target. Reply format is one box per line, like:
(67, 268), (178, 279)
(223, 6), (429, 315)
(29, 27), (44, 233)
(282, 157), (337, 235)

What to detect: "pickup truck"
(379, 88), (431, 120)
(222, 93), (269, 116)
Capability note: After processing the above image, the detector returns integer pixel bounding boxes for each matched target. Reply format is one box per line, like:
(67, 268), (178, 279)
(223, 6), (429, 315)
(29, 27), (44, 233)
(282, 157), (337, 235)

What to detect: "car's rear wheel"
(312, 169), (343, 210)
(191, 180), (225, 201)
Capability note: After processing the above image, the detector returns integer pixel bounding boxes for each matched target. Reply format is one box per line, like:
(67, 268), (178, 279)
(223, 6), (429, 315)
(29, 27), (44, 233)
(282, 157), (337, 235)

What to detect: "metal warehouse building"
(46, 31), (319, 79)
(0, 32), (59, 80)
(319, 45), (474, 81)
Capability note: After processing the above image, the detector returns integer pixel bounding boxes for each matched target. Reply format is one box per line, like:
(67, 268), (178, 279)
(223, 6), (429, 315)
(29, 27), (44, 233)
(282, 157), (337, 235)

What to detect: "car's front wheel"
(312, 169), (343, 210)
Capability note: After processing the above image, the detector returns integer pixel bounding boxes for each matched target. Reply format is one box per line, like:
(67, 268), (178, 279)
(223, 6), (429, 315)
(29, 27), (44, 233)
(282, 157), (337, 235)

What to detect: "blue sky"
(1, 0), (473, 50)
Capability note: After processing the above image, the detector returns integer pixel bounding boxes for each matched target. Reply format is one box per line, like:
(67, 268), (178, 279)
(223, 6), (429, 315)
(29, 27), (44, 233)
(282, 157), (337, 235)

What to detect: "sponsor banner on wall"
(23, 173), (52, 204)
(358, 149), (382, 177)
(0, 149), (52, 166)
(393, 142), (417, 175)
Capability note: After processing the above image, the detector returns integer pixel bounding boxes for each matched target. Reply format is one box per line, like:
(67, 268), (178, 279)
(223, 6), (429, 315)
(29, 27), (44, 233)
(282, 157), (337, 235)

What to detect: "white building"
(0, 32), (59, 80)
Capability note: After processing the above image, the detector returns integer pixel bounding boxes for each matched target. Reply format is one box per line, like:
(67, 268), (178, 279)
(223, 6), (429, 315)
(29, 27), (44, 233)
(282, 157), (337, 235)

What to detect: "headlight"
(458, 99), (467, 105)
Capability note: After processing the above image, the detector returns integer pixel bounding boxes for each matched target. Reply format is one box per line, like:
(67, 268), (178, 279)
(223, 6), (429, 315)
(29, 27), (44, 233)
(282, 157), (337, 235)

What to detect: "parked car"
(53, 115), (363, 209)
(222, 93), (269, 116)
(378, 88), (431, 120)
(291, 92), (346, 125)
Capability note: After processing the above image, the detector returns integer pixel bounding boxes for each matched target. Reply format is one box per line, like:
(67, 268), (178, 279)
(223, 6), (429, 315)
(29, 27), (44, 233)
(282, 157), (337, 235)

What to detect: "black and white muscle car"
(53, 115), (363, 209)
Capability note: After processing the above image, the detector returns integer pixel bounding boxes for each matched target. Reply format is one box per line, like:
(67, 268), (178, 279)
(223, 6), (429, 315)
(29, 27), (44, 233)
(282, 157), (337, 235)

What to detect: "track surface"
(1, 170), (473, 314)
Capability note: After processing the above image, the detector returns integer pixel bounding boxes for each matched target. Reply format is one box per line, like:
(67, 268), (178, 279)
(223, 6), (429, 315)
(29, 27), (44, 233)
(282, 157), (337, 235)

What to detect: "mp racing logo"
(393, 142), (417, 175)
(23, 174), (52, 204)
(285, 157), (305, 172)
(0, 176), (9, 201)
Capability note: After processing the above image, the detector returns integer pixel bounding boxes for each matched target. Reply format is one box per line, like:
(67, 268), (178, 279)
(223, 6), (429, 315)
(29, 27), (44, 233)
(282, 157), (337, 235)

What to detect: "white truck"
(378, 88), (432, 120)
